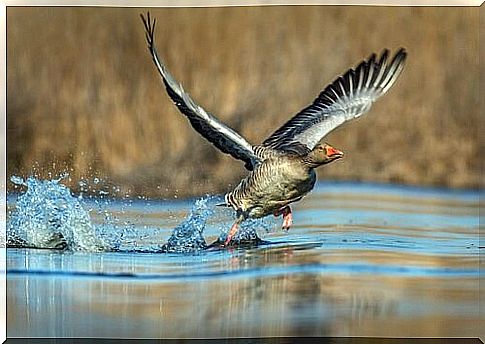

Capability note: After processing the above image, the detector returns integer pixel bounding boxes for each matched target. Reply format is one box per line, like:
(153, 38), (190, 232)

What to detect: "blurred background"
(6, 6), (480, 198)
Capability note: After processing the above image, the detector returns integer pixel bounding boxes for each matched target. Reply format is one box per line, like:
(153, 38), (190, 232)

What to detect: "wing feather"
(141, 13), (258, 170)
(262, 49), (407, 152)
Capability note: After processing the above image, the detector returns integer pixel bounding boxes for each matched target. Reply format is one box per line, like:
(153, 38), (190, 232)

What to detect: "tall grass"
(7, 6), (480, 197)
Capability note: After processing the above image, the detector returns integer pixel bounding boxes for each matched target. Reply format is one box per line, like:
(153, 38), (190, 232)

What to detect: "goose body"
(225, 150), (317, 218)
(141, 13), (407, 245)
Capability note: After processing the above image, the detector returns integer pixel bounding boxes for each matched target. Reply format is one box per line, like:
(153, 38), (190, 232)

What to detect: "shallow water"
(6, 179), (482, 337)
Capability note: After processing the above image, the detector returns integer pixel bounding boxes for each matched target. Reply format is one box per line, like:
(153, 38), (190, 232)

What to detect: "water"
(6, 176), (481, 337)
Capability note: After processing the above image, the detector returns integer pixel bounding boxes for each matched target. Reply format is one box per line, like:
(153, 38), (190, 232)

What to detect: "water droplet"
(10, 176), (25, 186)
(57, 172), (69, 181)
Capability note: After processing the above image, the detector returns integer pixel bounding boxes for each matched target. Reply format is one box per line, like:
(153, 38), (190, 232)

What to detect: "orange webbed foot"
(281, 206), (293, 231)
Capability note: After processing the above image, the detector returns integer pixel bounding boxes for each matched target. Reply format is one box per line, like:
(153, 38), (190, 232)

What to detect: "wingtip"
(394, 47), (408, 62)
(391, 47), (408, 69)
(374, 48), (407, 65)
(377, 49), (390, 68)
(368, 52), (377, 64)
(140, 11), (150, 29)
(381, 48), (390, 57)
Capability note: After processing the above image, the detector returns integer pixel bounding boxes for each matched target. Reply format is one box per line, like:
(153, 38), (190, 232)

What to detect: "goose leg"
(224, 212), (245, 246)
(281, 206), (293, 231)
(273, 206), (286, 217)
(273, 206), (293, 230)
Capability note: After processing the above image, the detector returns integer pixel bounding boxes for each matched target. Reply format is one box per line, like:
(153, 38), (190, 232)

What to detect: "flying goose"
(140, 13), (407, 246)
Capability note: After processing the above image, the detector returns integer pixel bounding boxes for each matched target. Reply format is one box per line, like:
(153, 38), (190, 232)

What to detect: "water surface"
(6, 180), (481, 337)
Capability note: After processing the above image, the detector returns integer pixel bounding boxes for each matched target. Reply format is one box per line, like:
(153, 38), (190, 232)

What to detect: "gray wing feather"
(263, 49), (407, 153)
(141, 13), (259, 170)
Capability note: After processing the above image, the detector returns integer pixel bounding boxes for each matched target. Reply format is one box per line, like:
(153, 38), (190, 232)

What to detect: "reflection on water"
(6, 181), (481, 337)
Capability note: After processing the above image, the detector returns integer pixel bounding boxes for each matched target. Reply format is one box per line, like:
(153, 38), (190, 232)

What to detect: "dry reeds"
(7, 6), (480, 197)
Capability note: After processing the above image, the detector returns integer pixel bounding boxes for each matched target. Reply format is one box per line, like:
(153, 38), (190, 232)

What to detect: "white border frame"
(1, 1), (482, 343)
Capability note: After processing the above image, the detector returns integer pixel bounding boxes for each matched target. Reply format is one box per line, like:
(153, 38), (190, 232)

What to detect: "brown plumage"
(140, 13), (407, 245)
(225, 144), (341, 218)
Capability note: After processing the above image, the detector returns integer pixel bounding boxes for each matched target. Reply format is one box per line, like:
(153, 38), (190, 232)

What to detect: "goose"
(140, 13), (407, 246)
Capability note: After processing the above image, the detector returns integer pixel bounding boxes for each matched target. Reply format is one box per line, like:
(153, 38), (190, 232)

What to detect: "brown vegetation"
(7, 6), (480, 198)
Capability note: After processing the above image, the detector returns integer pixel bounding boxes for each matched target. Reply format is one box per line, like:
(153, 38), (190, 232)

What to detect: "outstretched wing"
(263, 49), (407, 154)
(141, 13), (259, 170)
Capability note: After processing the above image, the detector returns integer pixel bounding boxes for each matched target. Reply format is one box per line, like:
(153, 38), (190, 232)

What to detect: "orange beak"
(325, 145), (344, 158)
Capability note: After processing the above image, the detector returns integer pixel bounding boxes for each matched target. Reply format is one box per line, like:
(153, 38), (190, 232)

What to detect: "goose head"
(304, 143), (344, 167)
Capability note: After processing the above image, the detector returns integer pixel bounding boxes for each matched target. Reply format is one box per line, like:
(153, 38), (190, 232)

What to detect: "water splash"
(8, 175), (108, 251)
(159, 197), (213, 253)
(234, 218), (270, 242)
(7, 175), (266, 253)
(156, 198), (269, 252)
